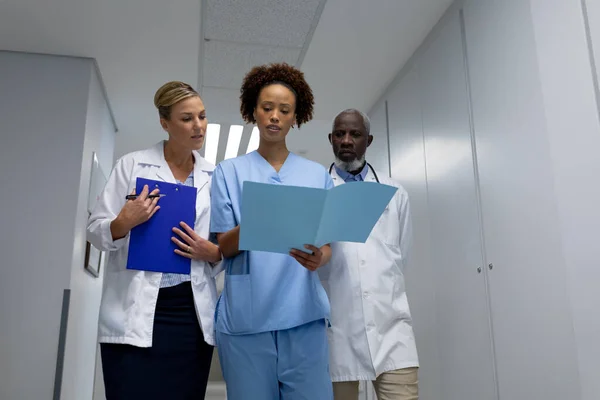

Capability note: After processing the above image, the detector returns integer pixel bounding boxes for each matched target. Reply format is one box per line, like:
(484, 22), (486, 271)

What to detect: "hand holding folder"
(239, 181), (397, 254)
(126, 178), (197, 274)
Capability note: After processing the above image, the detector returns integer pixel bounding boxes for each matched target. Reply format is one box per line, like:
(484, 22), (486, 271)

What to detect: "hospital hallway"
(2, 0), (600, 399)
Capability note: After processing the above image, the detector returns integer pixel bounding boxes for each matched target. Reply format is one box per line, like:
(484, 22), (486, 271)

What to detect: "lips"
(191, 134), (204, 140)
(266, 125), (281, 132)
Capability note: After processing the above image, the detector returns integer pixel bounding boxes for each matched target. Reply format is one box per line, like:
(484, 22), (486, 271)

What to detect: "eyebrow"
(260, 101), (292, 107)
(180, 110), (205, 115)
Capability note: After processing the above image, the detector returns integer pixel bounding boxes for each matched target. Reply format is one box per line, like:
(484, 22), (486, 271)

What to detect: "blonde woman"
(87, 81), (222, 399)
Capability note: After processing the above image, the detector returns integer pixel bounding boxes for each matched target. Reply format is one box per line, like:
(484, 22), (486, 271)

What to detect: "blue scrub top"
(210, 151), (334, 335)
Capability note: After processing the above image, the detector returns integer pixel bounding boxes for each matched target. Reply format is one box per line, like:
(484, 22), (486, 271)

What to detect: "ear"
(328, 133), (333, 144)
(367, 134), (374, 147)
(292, 116), (297, 128)
(160, 118), (169, 132)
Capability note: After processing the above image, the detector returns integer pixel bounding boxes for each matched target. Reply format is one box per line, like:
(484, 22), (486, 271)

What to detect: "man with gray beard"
(318, 109), (419, 400)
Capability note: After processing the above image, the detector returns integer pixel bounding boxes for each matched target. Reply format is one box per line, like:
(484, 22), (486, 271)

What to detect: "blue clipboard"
(126, 177), (197, 274)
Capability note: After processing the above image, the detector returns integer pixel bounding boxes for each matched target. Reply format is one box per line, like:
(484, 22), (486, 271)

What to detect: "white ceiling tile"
(1, 0), (453, 169)
(205, 0), (322, 47)
(203, 40), (301, 89)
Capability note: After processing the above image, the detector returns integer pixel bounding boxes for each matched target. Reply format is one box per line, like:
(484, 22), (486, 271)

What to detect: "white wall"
(62, 63), (116, 400)
(367, 104), (391, 176)
(0, 51), (90, 400)
(0, 51), (116, 400)
(583, 0), (600, 87)
(384, 65), (443, 400)
(368, 0), (600, 398)
(464, 1), (581, 398)
(529, 1), (600, 399)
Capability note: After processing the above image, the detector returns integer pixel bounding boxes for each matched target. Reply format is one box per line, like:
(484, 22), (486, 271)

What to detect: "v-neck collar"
(252, 150), (294, 175)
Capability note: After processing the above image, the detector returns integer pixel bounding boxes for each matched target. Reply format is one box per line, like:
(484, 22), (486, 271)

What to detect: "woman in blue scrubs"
(210, 63), (334, 400)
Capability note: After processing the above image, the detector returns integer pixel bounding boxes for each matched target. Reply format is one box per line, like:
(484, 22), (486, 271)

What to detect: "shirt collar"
(334, 162), (369, 182)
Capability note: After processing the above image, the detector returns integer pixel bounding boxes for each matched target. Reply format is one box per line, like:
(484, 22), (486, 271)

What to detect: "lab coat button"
(363, 292), (369, 299)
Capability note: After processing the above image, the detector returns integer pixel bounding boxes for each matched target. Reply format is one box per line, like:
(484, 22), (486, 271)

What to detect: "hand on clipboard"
(117, 185), (164, 232)
(126, 178), (197, 274)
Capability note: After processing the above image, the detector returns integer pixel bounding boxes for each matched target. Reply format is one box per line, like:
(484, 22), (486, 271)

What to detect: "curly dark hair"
(240, 62), (314, 128)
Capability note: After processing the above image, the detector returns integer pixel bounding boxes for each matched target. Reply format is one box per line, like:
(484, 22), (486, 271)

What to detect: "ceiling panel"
(203, 40), (301, 89)
(204, 0), (322, 47)
(1, 0), (454, 168)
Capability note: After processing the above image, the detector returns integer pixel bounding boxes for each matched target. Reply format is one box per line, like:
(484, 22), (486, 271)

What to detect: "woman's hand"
(111, 185), (161, 240)
(172, 221), (222, 263)
(290, 244), (331, 271)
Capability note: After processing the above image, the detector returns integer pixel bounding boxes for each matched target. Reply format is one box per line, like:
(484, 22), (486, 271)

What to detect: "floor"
(206, 381), (227, 400)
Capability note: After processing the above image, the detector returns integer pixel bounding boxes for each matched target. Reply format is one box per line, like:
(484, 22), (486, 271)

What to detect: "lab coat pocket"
(374, 206), (400, 247)
(223, 274), (253, 333)
(385, 242), (405, 275)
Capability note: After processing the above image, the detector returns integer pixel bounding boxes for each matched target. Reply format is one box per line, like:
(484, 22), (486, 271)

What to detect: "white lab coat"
(87, 141), (223, 347)
(318, 167), (419, 381)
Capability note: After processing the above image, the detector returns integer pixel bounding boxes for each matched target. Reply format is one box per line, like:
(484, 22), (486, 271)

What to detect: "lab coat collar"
(140, 141), (215, 190)
(330, 161), (377, 186)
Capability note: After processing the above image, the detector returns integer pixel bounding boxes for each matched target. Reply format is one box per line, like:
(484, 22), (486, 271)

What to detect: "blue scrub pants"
(216, 319), (333, 400)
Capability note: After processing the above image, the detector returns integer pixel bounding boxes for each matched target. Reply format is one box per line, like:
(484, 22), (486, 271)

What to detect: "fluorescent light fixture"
(246, 127), (260, 153)
(204, 123), (220, 165)
(224, 125), (244, 160)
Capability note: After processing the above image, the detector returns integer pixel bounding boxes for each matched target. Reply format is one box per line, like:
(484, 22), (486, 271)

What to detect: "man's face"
(329, 112), (373, 163)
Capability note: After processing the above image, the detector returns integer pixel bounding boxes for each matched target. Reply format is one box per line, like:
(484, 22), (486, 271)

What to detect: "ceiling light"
(224, 125), (244, 160)
(204, 123), (220, 165)
(246, 127), (259, 153)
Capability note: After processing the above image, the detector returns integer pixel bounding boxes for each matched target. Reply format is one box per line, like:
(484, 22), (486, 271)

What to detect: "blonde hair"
(153, 81), (199, 120)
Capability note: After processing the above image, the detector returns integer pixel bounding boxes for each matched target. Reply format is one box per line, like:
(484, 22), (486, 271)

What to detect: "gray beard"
(334, 155), (366, 173)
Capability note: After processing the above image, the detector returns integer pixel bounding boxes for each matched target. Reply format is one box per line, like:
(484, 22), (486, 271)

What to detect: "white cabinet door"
(463, 1), (581, 399)
(388, 66), (442, 400)
(419, 10), (497, 400)
(367, 103), (390, 176)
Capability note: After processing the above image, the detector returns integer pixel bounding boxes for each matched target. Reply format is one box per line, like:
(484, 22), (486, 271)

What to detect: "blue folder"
(239, 181), (397, 254)
(126, 177), (197, 274)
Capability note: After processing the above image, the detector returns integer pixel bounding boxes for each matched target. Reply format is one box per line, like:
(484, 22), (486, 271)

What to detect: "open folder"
(126, 177), (197, 274)
(238, 181), (397, 254)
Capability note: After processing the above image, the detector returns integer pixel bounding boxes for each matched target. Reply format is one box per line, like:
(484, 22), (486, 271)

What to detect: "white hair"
(334, 155), (365, 172)
(332, 108), (371, 135)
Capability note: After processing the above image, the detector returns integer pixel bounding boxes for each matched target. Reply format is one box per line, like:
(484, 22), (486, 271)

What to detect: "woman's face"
(161, 96), (207, 151)
(254, 84), (297, 145)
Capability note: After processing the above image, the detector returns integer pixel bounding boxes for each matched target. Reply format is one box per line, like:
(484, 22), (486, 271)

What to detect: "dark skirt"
(101, 282), (214, 400)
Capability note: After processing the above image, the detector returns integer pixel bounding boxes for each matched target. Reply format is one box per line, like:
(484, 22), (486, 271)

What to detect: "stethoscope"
(328, 162), (380, 183)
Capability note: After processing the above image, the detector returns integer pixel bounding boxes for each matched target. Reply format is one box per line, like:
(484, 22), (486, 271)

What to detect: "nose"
(270, 111), (279, 123)
(341, 132), (353, 145)
(193, 116), (202, 129)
